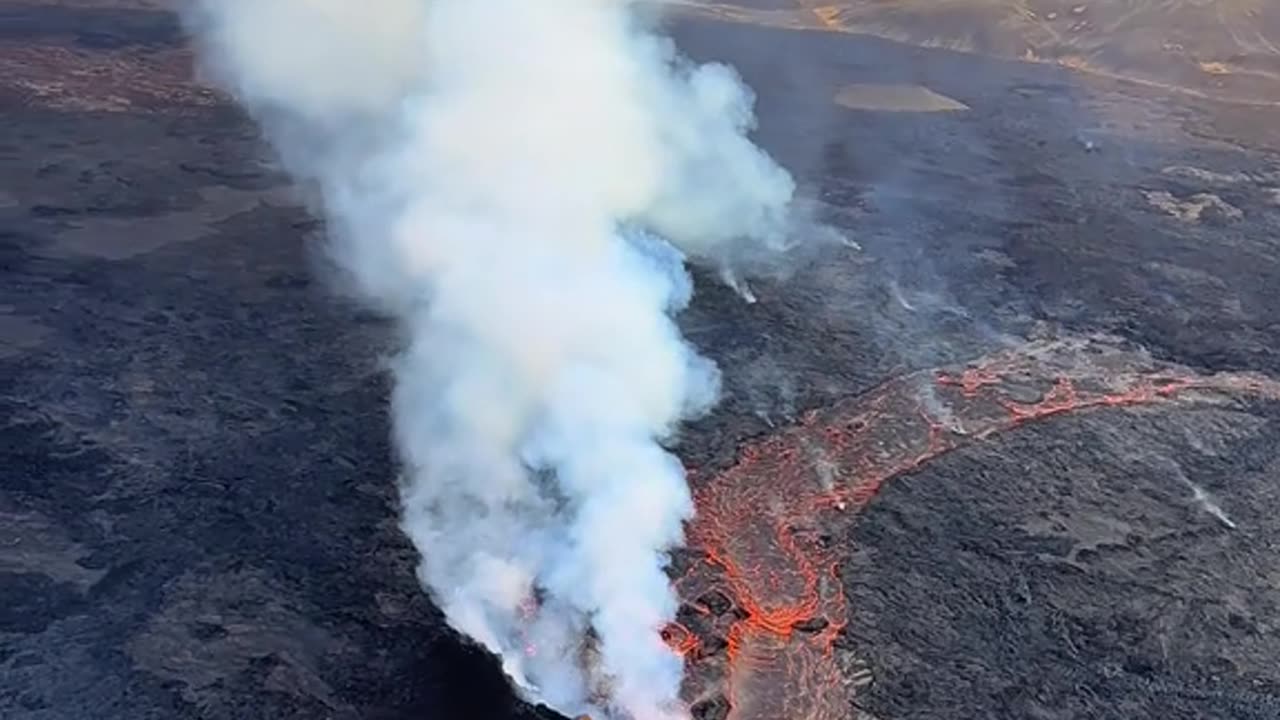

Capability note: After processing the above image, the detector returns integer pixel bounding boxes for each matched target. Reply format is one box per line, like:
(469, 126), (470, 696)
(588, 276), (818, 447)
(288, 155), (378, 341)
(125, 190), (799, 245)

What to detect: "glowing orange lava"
(669, 338), (1280, 720)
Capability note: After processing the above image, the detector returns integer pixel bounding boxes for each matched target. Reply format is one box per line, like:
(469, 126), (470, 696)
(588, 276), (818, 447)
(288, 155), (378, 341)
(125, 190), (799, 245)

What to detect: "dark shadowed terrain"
(3, 2), (1280, 719)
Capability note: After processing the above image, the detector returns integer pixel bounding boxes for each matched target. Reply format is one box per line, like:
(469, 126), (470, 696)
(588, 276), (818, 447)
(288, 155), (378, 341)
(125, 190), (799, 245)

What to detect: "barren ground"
(4, 2), (1280, 719)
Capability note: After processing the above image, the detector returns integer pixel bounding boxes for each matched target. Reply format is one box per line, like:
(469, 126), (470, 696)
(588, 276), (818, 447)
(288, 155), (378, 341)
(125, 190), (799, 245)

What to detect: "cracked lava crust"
(662, 336), (1280, 720)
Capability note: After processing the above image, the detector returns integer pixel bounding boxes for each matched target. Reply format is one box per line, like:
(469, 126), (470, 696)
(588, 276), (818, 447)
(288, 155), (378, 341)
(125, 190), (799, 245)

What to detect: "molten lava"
(669, 337), (1280, 720)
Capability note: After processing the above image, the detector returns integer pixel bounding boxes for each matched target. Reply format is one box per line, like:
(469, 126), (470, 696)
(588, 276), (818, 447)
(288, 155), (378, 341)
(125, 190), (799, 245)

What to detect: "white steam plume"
(183, 1), (803, 718)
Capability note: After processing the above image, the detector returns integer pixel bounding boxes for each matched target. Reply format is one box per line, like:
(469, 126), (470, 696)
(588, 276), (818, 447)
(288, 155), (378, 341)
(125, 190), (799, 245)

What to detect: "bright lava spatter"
(663, 337), (1280, 720)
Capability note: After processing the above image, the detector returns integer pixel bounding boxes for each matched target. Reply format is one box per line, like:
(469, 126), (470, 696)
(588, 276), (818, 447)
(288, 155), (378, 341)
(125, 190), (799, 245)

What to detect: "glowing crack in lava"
(666, 337), (1280, 720)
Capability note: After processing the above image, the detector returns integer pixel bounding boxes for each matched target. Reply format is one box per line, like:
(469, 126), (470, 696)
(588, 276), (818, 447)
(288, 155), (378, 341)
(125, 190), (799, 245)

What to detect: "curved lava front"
(666, 336), (1280, 720)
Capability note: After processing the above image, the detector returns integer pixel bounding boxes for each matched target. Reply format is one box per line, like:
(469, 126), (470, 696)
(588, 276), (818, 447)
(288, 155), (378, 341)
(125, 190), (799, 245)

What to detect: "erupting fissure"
(668, 337), (1280, 720)
(180, 2), (815, 719)
(170, 2), (1279, 717)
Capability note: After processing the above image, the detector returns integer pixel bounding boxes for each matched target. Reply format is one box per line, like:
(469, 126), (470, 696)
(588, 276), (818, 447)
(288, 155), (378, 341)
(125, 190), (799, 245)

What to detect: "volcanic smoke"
(182, 2), (802, 718)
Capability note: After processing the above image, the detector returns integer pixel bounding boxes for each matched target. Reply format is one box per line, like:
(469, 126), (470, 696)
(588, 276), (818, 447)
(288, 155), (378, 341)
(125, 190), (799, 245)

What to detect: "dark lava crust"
(5, 2), (1280, 720)
(844, 399), (1280, 720)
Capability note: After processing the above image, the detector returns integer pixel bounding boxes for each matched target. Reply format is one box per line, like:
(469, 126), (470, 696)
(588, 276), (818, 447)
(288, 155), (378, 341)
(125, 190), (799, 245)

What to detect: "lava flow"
(667, 337), (1280, 720)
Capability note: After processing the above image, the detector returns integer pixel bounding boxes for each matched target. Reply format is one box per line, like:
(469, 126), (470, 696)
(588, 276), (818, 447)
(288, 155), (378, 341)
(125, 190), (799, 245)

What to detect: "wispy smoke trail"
(183, 2), (802, 717)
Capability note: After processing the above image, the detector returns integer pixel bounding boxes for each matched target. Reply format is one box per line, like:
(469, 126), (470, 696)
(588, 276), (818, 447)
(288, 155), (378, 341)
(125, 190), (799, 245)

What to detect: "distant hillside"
(679, 0), (1280, 103)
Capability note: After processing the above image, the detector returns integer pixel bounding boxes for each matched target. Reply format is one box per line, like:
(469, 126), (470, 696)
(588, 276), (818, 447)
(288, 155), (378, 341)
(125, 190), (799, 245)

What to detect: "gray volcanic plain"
(4, 2), (1280, 719)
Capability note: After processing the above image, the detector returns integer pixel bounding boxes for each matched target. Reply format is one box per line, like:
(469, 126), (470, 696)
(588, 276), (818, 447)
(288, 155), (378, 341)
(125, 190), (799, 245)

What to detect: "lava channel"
(666, 337), (1280, 720)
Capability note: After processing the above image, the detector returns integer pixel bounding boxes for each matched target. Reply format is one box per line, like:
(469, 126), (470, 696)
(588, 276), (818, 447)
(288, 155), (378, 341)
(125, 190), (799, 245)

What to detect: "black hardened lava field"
(5, 2), (1280, 720)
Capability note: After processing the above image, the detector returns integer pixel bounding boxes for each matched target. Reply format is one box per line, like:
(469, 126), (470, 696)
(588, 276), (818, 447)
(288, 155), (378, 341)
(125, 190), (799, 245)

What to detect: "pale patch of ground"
(1142, 190), (1244, 222)
(834, 83), (969, 112)
(1161, 165), (1257, 185)
(0, 42), (217, 112)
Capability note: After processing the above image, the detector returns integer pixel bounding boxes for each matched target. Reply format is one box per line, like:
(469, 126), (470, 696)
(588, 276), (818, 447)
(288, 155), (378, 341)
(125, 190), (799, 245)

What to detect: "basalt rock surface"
(5, 2), (1280, 719)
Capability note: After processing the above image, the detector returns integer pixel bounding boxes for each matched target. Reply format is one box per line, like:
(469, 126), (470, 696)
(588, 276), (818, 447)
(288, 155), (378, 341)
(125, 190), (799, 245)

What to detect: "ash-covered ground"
(4, 2), (1280, 719)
